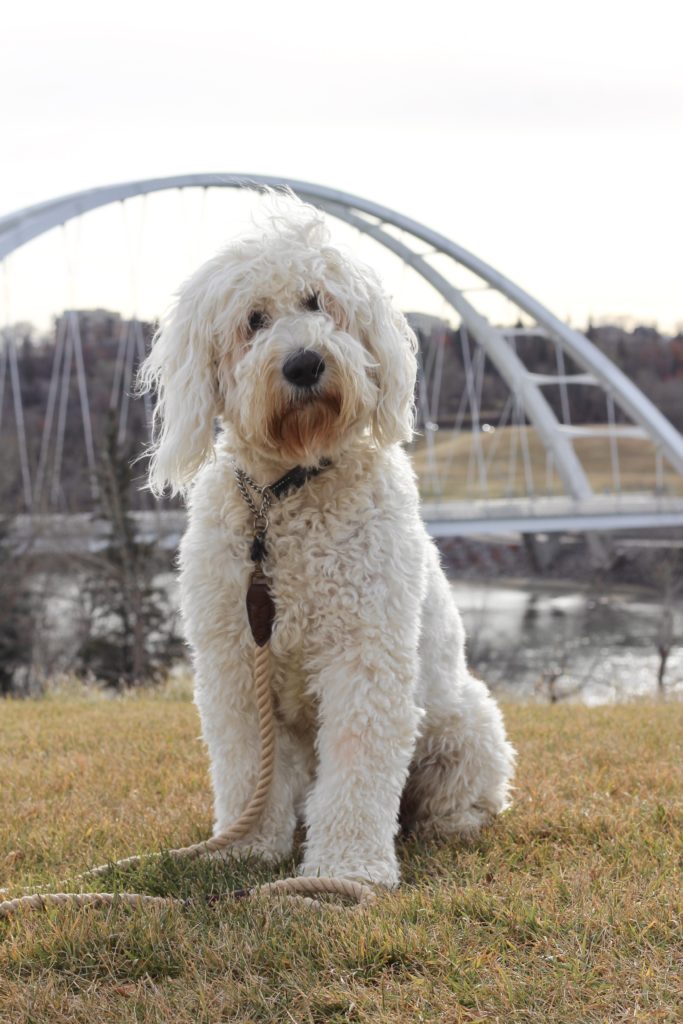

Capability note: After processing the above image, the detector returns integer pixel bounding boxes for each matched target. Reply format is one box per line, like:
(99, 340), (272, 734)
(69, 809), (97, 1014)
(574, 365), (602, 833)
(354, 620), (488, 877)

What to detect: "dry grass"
(1, 694), (682, 1023)
(409, 426), (683, 500)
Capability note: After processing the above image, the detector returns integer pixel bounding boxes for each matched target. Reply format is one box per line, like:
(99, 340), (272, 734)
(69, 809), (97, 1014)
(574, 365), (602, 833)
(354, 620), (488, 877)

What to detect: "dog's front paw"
(299, 855), (399, 889)
(208, 834), (293, 864)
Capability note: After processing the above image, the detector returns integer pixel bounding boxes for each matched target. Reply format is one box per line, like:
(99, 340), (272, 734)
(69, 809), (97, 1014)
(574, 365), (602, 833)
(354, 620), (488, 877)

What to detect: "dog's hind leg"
(403, 551), (516, 839)
(400, 673), (515, 839)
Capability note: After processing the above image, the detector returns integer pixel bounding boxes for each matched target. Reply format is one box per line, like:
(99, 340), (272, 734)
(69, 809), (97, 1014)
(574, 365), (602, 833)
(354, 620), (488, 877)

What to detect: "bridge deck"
(421, 495), (683, 536)
(8, 495), (683, 555)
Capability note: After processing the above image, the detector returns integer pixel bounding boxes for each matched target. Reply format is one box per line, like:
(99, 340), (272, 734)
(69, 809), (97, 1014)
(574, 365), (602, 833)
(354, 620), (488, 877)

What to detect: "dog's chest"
(266, 505), (345, 644)
(253, 504), (347, 721)
(255, 483), (378, 662)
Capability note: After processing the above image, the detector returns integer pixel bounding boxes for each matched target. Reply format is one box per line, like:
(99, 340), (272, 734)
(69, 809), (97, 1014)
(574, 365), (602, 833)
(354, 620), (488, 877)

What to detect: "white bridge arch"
(2, 173), (683, 538)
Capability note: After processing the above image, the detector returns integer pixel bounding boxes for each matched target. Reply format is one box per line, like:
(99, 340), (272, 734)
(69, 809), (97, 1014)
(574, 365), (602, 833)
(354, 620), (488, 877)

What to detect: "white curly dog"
(140, 195), (515, 888)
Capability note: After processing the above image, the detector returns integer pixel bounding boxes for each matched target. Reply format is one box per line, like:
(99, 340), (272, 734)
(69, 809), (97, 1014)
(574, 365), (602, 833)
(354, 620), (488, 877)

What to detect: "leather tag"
(246, 571), (275, 647)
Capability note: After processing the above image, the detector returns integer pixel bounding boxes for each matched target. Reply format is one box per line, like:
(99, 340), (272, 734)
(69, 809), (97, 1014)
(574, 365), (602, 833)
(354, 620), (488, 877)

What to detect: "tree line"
(2, 310), (683, 513)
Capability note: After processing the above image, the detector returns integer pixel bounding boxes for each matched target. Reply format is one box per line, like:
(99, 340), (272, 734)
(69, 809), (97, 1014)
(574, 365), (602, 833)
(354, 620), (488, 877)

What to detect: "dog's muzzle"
(282, 349), (326, 389)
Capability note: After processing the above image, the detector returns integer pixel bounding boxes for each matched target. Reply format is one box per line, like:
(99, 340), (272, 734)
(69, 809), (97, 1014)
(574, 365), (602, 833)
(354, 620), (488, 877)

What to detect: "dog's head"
(139, 195), (417, 495)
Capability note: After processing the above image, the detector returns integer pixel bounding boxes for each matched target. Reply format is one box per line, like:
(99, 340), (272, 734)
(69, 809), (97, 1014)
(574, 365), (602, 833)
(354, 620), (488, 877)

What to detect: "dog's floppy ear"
(138, 268), (219, 497)
(363, 283), (418, 447)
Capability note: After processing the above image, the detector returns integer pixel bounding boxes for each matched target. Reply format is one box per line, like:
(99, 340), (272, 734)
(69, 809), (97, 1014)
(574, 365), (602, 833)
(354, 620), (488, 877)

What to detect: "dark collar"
(234, 457), (332, 569)
(266, 458), (333, 500)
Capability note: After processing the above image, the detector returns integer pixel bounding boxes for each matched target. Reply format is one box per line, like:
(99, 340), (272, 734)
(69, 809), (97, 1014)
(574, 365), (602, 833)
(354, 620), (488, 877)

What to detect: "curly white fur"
(139, 194), (515, 888)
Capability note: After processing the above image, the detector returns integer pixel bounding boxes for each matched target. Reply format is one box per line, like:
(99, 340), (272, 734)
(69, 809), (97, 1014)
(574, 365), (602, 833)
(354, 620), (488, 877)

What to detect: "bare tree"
(75, 415), (183, 687)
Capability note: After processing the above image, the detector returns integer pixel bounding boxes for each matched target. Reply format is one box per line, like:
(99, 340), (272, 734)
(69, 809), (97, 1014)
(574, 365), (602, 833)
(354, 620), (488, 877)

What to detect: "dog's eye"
(247, 310), (269, 335)
(303, 293), (320, 313)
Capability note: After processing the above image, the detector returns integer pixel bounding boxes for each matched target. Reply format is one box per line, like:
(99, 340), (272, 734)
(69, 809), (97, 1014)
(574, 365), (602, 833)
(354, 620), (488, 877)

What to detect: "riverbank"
(452, 577), (683, 704)
(436, 526), (683, 582)
(435, 531), (683, 703)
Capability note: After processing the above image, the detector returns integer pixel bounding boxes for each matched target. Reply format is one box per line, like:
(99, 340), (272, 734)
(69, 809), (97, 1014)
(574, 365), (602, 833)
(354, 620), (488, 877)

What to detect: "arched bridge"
(2, 173), (683, 542)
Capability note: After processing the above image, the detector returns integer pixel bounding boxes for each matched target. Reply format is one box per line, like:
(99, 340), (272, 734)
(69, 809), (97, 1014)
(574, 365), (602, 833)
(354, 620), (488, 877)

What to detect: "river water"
(451, 579), (683, 704)
(33, 572), (682, 704)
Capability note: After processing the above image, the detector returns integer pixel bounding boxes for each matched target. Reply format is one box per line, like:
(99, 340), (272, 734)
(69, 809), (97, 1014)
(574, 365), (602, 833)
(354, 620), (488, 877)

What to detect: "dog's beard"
(267, 391), (343, 461)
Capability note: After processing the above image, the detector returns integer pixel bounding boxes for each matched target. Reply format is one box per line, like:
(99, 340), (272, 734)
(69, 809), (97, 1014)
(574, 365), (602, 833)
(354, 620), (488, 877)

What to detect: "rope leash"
(0, 645), (376, 919)
(1, 462), (378, 919)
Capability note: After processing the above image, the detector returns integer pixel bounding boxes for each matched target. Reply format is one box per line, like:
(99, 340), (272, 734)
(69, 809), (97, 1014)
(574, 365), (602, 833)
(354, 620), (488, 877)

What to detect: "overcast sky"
(2, 0), (682, 330)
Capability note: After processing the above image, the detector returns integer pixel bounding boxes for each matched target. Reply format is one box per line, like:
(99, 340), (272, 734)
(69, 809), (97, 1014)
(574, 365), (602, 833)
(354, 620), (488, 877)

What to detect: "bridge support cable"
(460, 324), (487, 496)
(655, 450), (664, 495)
(116, 320), (137, 447)
(429, 327), (446, 436)
(51, 328), (73, 508)
(507, 412), (519, 498)
(554, 342), (572, 426)
(122, 195), (154, 432)
(0, 338), (6, 432)
(34, 313), (68, 509)
(109, 316), (130, 413)
(62, 221), (98, 503)
(2, 258), (33, 510)
(134, 318), (153, 430)
(516, 399), (535, 497)
(482, 393), (513, 478)
(69, 311), (98, 502)
(546, 450), (555, 497)
(606, 391), (622, 496)
(440, 345), (487, 494)
(414, 344), (440, 497)
(8, 336), (32, 511)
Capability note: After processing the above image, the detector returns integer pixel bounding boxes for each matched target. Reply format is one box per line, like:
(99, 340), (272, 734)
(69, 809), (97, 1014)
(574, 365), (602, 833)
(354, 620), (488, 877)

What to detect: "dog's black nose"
(282, 349), (326, 388)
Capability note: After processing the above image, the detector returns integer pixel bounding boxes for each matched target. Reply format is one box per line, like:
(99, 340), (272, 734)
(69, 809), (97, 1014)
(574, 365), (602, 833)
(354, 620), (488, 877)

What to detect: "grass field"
(1, 692), (681, 1023)
(409, 425), (683, 500)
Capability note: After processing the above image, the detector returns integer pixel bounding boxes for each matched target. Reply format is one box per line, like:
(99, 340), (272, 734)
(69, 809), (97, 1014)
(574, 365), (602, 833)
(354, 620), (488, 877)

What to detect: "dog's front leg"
(301, 637), (422, 888)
